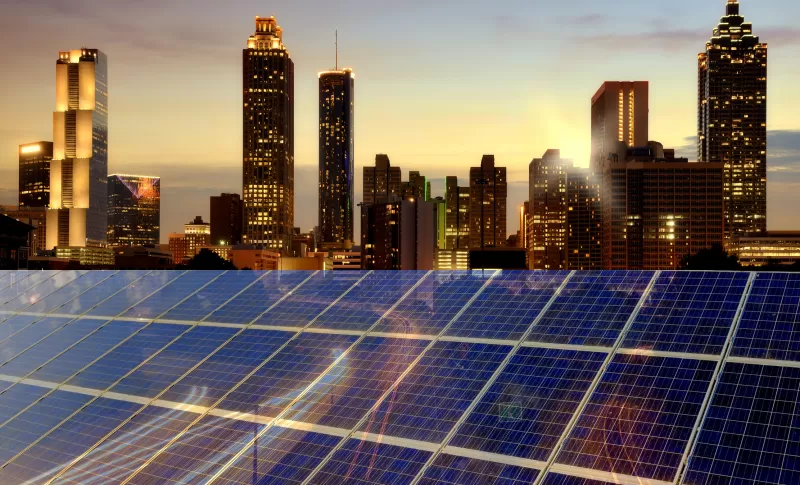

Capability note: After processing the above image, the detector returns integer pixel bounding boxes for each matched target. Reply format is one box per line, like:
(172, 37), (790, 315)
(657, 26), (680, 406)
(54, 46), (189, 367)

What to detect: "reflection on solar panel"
(0, 269), (798, 485)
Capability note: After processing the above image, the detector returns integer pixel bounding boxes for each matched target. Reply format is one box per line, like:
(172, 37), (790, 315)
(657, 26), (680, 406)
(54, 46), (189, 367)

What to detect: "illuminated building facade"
(318, 67), (355, 249)
(699, 1), (768, 241)
(401, 171), (431, 202)
(18, 142), (53, 209)
(210, 193), (243, 246)
(361, 196), (435, 270)
(732, 232), (800, 266)
(602, 142), (724, 270)
(47, 49), (108, 249)
(363, 154), (400, 205)
(469, 155), (507, 249)
(445, 176), (470, 250)
(107, 174), (160, 247)
(529, 150), (569, 270)
(591, 81), (649, 173)
(243, 16), (294, 254)
(566, 167), (602, 270)
(184, 216), (211, 259)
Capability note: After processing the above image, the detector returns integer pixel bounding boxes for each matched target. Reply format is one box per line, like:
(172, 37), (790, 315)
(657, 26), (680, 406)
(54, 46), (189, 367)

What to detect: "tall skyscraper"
(47, 49), (108, 249)
(699, 0), (768, 241)
(591, 81), (648, 173)
(363, 154), (401, 205)
(210, 193), (243, 246)
(445, 176), (470, 250)
(243, 16), (294, 254)
(470, 155), (507, 248)
(19, 142), (53, 209)
(107, 174), (160, 247)
(361, 196), (435, 270)
(318, 59), (354, 249)
(566, 167), (602, 270)
(401, 171), (430, 201)
(528, 150), (568, 270)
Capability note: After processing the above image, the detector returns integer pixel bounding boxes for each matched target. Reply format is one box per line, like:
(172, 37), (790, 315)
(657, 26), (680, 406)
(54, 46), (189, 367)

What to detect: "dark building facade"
(107, 175), (160, 247)
(243, 16), (294, 254)
(363, 154), (401, 205)
(566, 167), (602, 270)
(591, 82), (649, 173)
(210, 193), (243, 246)
(445, 176), (470, 250)
(318, 68), (355, 248)
(401, 171), (430, 202)
(19, 142), (53, 209)
(528, 150), (568, 270)
(470, 155), (507, 249)
(699, 1), (768, 242)
(361, 196), (435, 270)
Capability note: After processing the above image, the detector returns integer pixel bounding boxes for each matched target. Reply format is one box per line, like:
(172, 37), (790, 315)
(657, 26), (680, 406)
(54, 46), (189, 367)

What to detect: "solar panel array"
(0, 269), (796, 485)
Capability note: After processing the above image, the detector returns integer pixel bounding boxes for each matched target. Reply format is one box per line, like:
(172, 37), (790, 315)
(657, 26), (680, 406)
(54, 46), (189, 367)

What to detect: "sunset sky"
(2, 0), (800, 241)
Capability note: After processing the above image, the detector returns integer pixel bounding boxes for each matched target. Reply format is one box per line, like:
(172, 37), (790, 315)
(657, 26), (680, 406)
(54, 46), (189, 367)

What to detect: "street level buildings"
(243, 16), (294, 254)
(107, 174), (160, 247)
(19, 142), (53, 209)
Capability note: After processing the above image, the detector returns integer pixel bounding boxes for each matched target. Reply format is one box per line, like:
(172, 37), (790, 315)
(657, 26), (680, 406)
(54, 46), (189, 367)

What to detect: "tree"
(182, 249), (236, 270)
(681, 244), (742, 271)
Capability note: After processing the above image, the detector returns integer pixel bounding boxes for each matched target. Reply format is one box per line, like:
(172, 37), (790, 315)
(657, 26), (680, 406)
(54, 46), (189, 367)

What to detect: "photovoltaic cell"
(256, 271), (362, 328)
(358, 341), (511, 443)
(445, 272), (568, 340)
(85, 271), (185, 317)
(208, 271), (311, 325)
(160, 270), (266, 322)
(307, 438), (432, 485)
(0, 317), (75, 370)
(732, 272), (800, 362)
(283, 336), (429, 429)
(24, 271), (115, 314)
(448, 347), (606, 461)
(218, 333), (359, 417)
(0, 271), (58, 305)
(311, 271), (426, 331)
(56, 270), (149, 316)
(540, 473), (617, 485)
(372, 271), (492, 336)
(418, 454), (540, 484)
(622, 271), (748, 355)
(683, 362), (800, 485)
(120, 271), (222, 320)
(529, 271), (653, 347)
(556, 354), (716, 482)
(0, 314), (46, 343)
(213, 425), (343, 485)
(0, 384), (51, 424)
(0, 270), (84, 313)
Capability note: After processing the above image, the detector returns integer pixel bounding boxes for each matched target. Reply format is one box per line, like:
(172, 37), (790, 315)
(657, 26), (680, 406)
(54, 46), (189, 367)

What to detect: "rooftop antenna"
(335, 29), (338, 70)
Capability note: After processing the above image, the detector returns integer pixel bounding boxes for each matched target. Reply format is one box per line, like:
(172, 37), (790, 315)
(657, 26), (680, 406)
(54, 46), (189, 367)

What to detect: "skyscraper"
(107, 174), (160, 247)
(591, 81), (649, 173)
(445, 176), (470, 250)
(210, 193), (243, 246)
(47, 49), (108, 249)
(401, 171), (430, 201)
(243, 16), (294, 254)
(363, 154), (401, 205)
(528, 150), (568, 270)
(18, 142), (53, 209)
(318, 61), (354, 248)
(699, 0), (768, 241)
(470, 155), (507, 248)
(566, 167), (602, 270)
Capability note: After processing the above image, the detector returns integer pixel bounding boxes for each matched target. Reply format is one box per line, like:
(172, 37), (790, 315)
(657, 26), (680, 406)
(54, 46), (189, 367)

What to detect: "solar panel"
(0, 269), (797, 485)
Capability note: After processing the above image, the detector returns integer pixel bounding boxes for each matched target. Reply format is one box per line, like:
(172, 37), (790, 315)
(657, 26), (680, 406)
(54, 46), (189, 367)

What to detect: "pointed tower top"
(335, 29), (338, 71)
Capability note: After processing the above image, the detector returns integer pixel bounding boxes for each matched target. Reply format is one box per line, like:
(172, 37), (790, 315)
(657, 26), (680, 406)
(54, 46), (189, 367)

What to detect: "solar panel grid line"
(0, 271), (156, 406)
(295, 270), (501, 485)
(0, 271), (60, 308)
(437, 335), (519, 346)
(519, 341), (612, 354)
(726, 354), (800, 369)
(440, 445), (547, 470)
(24, 271), (121, 316)
(614, 348), (721, 362)
(532, 270), (661, 485)
(1, 271), (86, 313)
(408, 271), (578, 485)
(198, 270), (433, 485)
(546, 463), (674, 485)
(4, 312), (110, 320)
(671, 271), (758, 485)
(15, 271), (231, 484)
(107, 271), (329, 485)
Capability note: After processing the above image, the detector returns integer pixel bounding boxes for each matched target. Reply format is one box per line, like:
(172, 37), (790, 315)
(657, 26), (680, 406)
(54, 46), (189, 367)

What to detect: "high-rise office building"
(528, 150), (568, 270)
(470, 155), (507, 249)
(602, 142), (724, 270)
(243, 16), (294, 254)
(107, 174), (160, 247)
(566, 167), (602, 270)
(699, 0), (768, 241)
(210, 193), (243, 246)
(47, 49), (108, 249)
(363, 154), (401, 205)
(170, 216), (212, 265)
(401, 171), (431, 202)
(19, 142), (53, 209)
(591, 81), (649, 173)
(361, 196), (435, 270)
(318, 65), (354, 248)
(445, 176), (470, 250)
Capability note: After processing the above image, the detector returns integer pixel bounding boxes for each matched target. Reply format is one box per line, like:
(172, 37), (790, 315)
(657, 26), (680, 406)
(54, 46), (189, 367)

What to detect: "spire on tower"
(335, 29), (338, 70)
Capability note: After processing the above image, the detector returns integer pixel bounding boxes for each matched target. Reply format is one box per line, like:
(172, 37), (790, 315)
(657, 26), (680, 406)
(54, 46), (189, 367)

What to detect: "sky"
(2, 0), (800, 243)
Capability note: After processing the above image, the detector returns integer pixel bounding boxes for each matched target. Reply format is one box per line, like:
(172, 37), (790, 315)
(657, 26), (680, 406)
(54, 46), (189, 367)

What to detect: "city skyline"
(2, 1), (800, 241)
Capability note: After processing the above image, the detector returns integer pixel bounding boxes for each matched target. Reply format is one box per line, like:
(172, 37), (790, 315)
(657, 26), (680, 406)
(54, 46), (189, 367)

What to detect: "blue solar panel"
(24, 271), (115, 314)
(683, 362), (800, 485)
(0, 270), (84, 313)
(419, 454), (540, 484)
(0, 314), (47, 342)
(284, 336), (429, 429)
(206, 271), (313, 325)
(448, 347), (606, 461)
(218, 333), (359, 416)
(359, 341), (510, 443)
(0, 384), (51, 424)
(0, 271), (59, 305)
(121, 271), (222, 320)
(54, 270), (149, 315)
(311, 272), (426, 331)
(622, 271), (749, 355)
(160, 329), (294, 406)
(0, 317), (74, 373)
(732, 272), (800, 362)
(86, 271), (185, 317)
(540, 473), (615, 485)
(445, 272), (568, 340)
(160, 271), (266, 322)
(256, 271), (362, 328)
(373, 271), (492, 335)
(307, 438), (432, 485)
(529, 271), (653, 347)
(556, 354), (716, 482)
